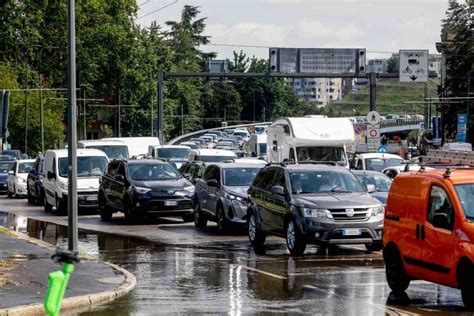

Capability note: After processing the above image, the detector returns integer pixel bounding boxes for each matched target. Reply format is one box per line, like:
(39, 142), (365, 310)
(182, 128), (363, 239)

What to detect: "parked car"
(178, 161), (206, 184)
(353, 170), (392, 205)
(194, 163), (264, 233)
(27, 156), (45, 205)
(383, 168), (474, 309)
(98, 159), (194, 222)
(247, 163), (384, 255)
(0, 160), (16, 193)
(43, 149), (109, 214)
(6, 159), (35, 198)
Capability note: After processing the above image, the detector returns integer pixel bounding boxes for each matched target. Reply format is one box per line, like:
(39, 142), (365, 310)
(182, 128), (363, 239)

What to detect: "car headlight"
(59, 181), (68, 190)
(135, 186), (151, 194)
(226, 193), (246, 202)
(174, 186), (195, 197)
(302, 208), (333, 219)
(370, 205), (385, 216)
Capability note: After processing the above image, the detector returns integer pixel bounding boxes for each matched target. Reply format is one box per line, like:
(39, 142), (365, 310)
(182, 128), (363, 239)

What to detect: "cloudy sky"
(137, 0), (450, 60)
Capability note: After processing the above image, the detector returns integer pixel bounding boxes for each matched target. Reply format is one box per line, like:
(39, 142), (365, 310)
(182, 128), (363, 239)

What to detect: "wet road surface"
(0, 196), (471, 315)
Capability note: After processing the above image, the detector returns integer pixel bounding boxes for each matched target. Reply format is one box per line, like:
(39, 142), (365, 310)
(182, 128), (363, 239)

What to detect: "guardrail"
(167, 122), (272, 145)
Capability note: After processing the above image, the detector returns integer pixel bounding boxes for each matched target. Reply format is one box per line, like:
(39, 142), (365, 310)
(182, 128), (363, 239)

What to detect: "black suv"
(247, 163), (384, 255)
(99, 159), (195, 222)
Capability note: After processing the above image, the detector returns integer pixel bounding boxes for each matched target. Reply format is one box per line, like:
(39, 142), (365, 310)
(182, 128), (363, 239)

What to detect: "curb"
(0, 228), (137, 316)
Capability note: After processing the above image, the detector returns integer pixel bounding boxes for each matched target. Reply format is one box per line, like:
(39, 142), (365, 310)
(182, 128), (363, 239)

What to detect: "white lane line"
(236, 265), (287, 280)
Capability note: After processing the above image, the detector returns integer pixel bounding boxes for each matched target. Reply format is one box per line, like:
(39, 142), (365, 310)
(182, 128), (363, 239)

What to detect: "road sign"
(457, 114), (467, 142)
(399, 50), (429, 83)
(367, 124), (380, 138)
(378, 145), (388, 153)
(366, 111), (380, 125)
(367, 139), (381, 152)
(354, 126), (362, 135)
(269, 48), (366, 74)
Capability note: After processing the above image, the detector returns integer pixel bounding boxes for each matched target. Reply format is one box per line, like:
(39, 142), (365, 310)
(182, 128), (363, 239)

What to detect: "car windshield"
(18, 162), (34, 173)
(223, 167), (261, 186)
(59, 156), (108, 177)
(296, 147), (347, 166)
(157, 148), (190, 159)
(0, 150), (20, 160)
(199, 155), (235, 162)
(128, 163), (181, 181)
(355, 173), (392, 192)
(0, 161), (14, 173)
(365, 158), (404, 172)
(289, 171), (365, 194)
(455, 184), (474, 220)
(88, 145), (129, 159)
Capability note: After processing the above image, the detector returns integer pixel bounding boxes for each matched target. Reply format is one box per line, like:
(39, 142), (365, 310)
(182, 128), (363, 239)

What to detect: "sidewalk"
(0, 226), (136, 315)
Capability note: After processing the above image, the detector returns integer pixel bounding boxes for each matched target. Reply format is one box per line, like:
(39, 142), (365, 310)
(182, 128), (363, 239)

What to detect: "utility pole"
(118, 91), (121, 137)
(23, 91), (28, 154)
(83, 88), (87, 140)
(253, 89), (256, 123)
(150, 94), (154, 136)
(67, 0), (78, 252)
(467, 71), (471, 142)
(181, 102), (184, 136)
(369, 72), (376, 111)
(424, 82), (429, 130)
(157, 72), (164, 144)
(40, 85), (44, 154)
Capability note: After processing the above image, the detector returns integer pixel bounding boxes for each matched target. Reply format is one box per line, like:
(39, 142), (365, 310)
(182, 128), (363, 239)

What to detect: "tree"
(386, 54), (399, 73)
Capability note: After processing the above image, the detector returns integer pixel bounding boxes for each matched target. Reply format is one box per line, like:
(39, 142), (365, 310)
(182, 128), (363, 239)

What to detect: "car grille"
(329, 208), (369, 222)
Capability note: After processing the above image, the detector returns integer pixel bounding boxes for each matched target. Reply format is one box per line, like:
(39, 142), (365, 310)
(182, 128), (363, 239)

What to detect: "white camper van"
(77, 139), (129, 159)
(267, 117), (355, 167)
(101, 137), (160, 158)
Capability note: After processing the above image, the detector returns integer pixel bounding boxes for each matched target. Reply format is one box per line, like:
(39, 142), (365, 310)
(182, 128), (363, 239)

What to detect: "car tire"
(248, 212), (265, 248)
(55, 196), (67, 215)
(36, 188), (44, 206)
(216, 206), (229, 234)
(7, 188), (12, 198)
(384, 246), (410, 293)
(365, 241), (383, 252)
(285, 218), (306, 256)
(27, 186), (34, 204)
(123, 199), (137, 224)
(458, 261), (474, 309)
(44, 196), (53, 212)
(194, 200), (207, 228)
(99, 194), (113, 221)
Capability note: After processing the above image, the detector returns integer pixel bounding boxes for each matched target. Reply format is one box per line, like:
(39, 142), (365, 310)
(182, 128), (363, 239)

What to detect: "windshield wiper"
(330, 186), (352, 193)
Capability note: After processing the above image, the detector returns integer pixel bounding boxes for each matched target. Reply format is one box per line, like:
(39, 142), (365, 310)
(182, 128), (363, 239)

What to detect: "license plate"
(342, 228), (361, 236)
(164, 200), (178, 206)
(85, 195), (98, 201)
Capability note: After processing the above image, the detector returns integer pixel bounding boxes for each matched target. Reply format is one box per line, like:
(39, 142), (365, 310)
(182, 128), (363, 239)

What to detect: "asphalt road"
(0, 196), (470, 315)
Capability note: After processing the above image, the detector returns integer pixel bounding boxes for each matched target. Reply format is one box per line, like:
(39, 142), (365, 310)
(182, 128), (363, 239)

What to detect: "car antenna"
(443, 167), (452, 179)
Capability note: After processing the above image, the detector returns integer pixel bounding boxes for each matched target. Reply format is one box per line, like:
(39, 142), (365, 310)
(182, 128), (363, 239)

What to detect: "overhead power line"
(137, 0), (178, 20)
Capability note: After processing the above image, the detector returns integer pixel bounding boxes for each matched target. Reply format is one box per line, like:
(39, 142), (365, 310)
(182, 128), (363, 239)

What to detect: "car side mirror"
(47, 171), (56, 180)
(183, 173), (191, 180)
(114, 174), (125, 183)
(366, 184), (376, 193)
(207, 179), (219, 187)
(8, 170), (14, 175)
(432, 213), (450, 230)
(271, 185), (285, 195)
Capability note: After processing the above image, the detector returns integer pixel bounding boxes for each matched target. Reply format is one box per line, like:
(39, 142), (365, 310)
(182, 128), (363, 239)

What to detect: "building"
(428, 54), (442, 78)
(286, 78), (343, 106)
(367, 59), (387, 74)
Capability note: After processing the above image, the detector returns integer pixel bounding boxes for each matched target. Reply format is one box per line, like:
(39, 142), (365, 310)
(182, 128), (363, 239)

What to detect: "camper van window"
(283, 125), (290, 135)
(296, 147), (346, 165)
(88, 145), (129, 159)
(258, 143), (267, 155)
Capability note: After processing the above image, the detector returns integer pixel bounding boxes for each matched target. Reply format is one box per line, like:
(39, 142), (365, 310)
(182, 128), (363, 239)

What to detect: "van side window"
(52, 159), (56, 175)
(289, 148), (296, 161)
(357, 159), (363, 170)
(428, 185), (454, 230)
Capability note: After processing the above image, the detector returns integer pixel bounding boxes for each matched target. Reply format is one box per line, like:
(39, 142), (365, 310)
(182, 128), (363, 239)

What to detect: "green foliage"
(386, 54), (399, 74)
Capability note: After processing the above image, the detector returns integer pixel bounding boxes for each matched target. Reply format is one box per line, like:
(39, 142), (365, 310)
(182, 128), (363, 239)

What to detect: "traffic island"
(0, 226), (136, 315)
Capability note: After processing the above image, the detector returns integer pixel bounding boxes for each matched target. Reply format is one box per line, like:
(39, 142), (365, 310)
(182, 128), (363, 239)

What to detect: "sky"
(137, 0), (450, 60)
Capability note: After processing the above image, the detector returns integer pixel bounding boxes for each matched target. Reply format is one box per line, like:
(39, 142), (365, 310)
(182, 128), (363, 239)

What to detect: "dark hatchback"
(0, 160), (15, 192)
(27, 156), (45, 205)
(98, 159), (195, 222)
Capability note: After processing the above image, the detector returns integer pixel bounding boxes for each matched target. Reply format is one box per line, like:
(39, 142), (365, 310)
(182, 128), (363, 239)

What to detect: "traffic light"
(0, 90), (9, 139)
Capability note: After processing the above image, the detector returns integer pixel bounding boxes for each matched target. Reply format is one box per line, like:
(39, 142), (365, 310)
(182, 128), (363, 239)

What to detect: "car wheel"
(36, 188), (44, 206)
(99, 194), (113, 221)
(458, 261), (474, 309)
(286, 218), (306, 256)
(194, 200), (207, 228)
(44, 195), (53, 212)
(248, 212), (265, 247)
(55, 196), (67, 215)
(27, 185), (34, 204)
(7, 187), (12, 198)
(216, 206), (229, 234)
(384, 246), (410, 292)
(123, 199), (137, 223)
(365, 241), (383, 252)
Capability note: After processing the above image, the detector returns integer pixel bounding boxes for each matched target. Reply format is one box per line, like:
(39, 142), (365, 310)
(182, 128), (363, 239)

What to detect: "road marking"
(236, 265), (287, 280)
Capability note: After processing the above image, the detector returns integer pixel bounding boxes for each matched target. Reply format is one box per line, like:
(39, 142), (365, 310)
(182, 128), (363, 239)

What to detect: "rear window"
(198, 155), (235, 162)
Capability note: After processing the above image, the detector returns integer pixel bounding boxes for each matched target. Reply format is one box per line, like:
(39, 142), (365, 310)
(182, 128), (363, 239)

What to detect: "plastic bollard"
(44, 263), (75, 316)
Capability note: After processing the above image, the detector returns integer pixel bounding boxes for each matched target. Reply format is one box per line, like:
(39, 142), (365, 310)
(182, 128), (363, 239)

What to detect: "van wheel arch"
(457, 257), (473, 288)
(457, 257), (474, 309)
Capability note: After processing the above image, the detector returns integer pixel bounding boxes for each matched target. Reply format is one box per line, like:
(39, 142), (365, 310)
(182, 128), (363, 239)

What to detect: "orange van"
(383, 168), (474, 308)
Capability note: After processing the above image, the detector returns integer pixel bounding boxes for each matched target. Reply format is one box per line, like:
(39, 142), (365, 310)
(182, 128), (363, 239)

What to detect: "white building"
(429, 54), (442, 78)
(286, 78), (343, 106)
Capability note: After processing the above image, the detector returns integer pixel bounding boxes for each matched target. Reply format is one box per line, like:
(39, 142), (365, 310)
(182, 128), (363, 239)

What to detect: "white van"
(267, 117), (355, 167)
(352, 152), (405, 172)
(188, 149), (237, 163)
(43, 149), (109, 213)
(78, 139), (129, 159)
(101, 137), (160, 158)
(148, 145), (191, 169)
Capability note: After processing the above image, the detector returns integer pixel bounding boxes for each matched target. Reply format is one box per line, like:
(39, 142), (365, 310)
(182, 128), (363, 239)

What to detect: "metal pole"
(158, 72), (164, 144)
(118, 91), (121, 137)
(40, 87), (44, 153)
(150, 94), (153, 136)
(181, 102), (184, 135)
(83, 88), (86, 140)
(24, 91), (28, 154)
(253, 89), (256, 123)
(67, 0), (78, 252)
(369, 72), (376, 111)
(467, 71), (471, 142)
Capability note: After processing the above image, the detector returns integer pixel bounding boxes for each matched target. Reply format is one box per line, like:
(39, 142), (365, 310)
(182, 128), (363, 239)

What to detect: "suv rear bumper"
(302, 219), (384, 245)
